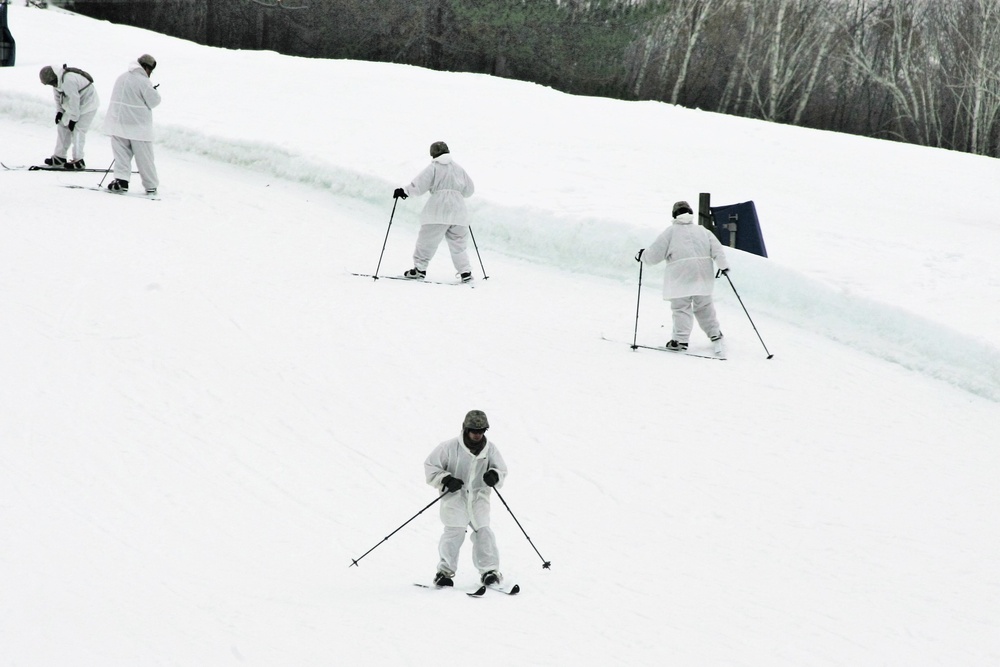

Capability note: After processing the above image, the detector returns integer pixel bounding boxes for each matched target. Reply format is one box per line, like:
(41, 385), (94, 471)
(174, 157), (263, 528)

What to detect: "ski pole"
(350, 491), (447, 567)
(721, 270), (773, 359)
(468, 227), (489, 280)
(98, 159), (114, 187)
(631, 253), (643, 349)
(372, 198), (399, 280)
(493, 488), (551, 569)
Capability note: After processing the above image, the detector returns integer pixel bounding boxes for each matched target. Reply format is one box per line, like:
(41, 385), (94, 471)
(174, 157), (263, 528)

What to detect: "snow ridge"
(3, 91), (996, 401)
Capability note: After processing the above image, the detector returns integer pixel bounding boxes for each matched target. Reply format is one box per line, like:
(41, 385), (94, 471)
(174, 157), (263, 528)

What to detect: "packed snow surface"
(1, 5), (998, 666)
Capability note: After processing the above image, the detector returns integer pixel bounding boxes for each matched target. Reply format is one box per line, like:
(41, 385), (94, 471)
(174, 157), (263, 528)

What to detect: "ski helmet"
(462, 410), (489, 431)
(39, 66), (58, 86)
(430, 141), (450, 158)
(672, 200), (693, 218)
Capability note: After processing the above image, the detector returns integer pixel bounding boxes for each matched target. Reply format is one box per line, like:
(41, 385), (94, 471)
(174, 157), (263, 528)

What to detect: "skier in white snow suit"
(637, 200), (730, 351)
(393, 141), (476, 282)
(424, 410), (507, 587)
(102, 54), (161, 194)
(39, 65), (100, 170)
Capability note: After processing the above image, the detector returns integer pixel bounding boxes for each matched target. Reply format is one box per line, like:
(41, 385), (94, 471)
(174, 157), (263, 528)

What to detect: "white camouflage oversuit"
(402, 149), (476, 274)
(641, 207), (730, 344)
(102, 57), (161, 192)
(424, 431), (507, 579)
(45, 66), (100, 164)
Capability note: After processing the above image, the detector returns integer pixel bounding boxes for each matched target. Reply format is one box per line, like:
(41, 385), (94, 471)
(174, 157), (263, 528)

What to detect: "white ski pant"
(413, 224), (471, 274)
(437, 525), (499, 577)
(669, 295), (721, 343)
(53, 109), (97, 161)
(110, 135), (158, 191)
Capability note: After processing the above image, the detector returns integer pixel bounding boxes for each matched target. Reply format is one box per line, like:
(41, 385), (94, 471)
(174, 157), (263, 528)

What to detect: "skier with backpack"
(38, 64), (99, 170)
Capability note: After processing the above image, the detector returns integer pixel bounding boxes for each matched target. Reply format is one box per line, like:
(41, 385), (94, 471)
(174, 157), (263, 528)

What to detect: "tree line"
(66, 0), (1000, 158)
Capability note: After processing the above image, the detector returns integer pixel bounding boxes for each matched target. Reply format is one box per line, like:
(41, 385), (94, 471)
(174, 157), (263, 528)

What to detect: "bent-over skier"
(39, 64), (100, 170)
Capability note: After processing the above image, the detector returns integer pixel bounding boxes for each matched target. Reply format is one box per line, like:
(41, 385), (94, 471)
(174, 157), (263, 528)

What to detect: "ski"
(601, 335), (726, 360)
(490, 583), (520, 595)
(2, 162), (134, 173)
(30, 166), (113, 173)
(350, 272), (473, 287)
(414, 581), (519, 596)
(414, 582), (483, 595)
(631, 343), (726, 360)
(468, 583), (520, 597)
(60, 184), (160, 200)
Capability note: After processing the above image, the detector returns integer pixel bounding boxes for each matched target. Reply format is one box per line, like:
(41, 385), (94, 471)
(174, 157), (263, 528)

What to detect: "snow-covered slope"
(1, 5), (998, 665)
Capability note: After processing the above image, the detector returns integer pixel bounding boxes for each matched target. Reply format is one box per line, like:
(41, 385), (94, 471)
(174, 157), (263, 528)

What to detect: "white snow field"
(1, 5), (998, 666)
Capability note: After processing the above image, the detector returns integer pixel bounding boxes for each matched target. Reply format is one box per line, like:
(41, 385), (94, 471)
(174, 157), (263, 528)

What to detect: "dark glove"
(720, 268), (729, 276)
(55, 112), (63, 125)
(154, 84), (160, 89)
(441, 475), (464, 493)
(635, 249), (644, 262)
(67, 120), (77, 132)
(393, 188), (408, 200)
(483, 470), (500, 487)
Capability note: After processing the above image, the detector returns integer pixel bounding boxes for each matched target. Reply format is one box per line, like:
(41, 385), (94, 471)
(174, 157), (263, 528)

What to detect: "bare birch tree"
(738, 0), (841, 124)
(668, 0), (724, 105)
(844, 0), (943, 145)
(944, 0), (1000, 154)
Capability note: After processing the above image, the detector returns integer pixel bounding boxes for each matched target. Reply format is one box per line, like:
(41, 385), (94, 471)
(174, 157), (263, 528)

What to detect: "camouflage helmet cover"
(672, 200), (693, 218)
(462, 409), (489, 430)
(430, 141), (450, 158)
(39, 66), (58, 86)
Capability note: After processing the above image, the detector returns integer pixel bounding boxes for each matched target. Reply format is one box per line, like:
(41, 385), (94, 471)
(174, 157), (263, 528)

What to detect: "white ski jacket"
(52, 66), (99, 124)
(404, 154), (475, 226)
(102, 61), (161, 142)
(641, 213), (730, 299)
(424, 433), (507, 529)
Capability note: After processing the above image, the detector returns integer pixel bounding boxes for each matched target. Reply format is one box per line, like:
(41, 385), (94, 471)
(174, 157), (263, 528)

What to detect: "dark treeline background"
(65, 0), (1000, 158)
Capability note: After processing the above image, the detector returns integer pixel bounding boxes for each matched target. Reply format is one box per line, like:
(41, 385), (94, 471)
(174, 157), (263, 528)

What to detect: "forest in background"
(60, 0), (1000, 158)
